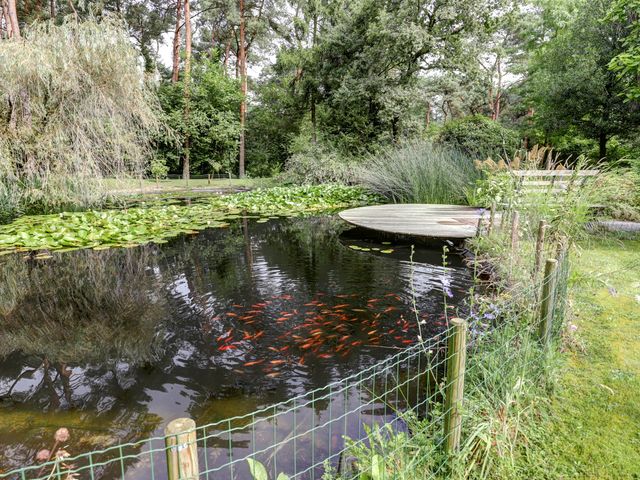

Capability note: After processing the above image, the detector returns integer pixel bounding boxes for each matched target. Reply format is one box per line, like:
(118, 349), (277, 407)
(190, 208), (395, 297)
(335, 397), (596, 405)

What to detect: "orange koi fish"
(216, 329), (233, 342)
(243, 360), (265, 367)
(219, 345), (237, 352)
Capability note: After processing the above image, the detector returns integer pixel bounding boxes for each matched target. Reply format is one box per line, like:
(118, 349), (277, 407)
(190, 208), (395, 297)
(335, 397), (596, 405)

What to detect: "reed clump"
(358, 141), (480, 205)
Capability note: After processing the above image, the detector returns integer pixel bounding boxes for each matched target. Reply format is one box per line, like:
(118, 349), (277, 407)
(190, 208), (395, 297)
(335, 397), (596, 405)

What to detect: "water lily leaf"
(0, 185), (380, 254)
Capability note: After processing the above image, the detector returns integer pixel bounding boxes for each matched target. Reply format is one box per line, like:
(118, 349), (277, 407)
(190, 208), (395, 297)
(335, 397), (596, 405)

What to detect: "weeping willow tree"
(0, 17), (163, 219)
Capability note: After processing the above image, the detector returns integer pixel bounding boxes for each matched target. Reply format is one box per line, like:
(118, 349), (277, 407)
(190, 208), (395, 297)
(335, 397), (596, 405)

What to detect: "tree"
(607, 0), (640, 101)
(0, 19), (162, 216)
(303, 0), (506, 153)
(171, 0), (183, 82)
(3, 0), (20, 38)
(157, 59), (241, 176)
(527, 0), (640, 159)
(199, 0), (284, 177)
(183, 0), (192, 179)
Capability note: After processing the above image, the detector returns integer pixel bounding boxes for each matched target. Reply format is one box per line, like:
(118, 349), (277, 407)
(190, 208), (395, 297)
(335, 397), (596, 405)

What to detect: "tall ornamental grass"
(0, 17), (163, 219)
(359, 141), (480, 205)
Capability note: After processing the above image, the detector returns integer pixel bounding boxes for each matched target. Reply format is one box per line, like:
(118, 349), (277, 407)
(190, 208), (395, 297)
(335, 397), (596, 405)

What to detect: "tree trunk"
(182, 0), (192, 180)
(50, 0), (55, 19)
(223, 39), (231, 74)
(7, 0), (19, 38)
(310, 11), (318, 144)
(238, 0), (247, 178)
(598, 131), (607, 160)
(171, 0), (183, 83)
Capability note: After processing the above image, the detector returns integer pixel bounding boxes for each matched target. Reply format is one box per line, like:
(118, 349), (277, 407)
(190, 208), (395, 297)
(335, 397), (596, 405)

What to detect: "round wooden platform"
(339, 204), (485, 239)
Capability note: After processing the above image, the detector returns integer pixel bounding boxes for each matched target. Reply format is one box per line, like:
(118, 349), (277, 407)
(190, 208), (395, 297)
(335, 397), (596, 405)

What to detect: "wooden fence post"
(165, 418), (199, 480)
(537, 259), (558, 346)
(510, 211), (520, 253)
(533, 220), (547, 282)
(487, 203), (496, 236)
(475, 214), (484, 237)
(444, 318), (467, 455)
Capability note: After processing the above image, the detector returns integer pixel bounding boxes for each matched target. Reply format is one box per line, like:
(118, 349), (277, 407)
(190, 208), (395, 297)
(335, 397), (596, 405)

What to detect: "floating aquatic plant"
(0, 185), (380, 254)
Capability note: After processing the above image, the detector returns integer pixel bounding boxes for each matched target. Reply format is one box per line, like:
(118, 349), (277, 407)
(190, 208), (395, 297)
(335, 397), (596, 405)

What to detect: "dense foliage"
(0, 19), (162, 220)
(1, 0), (639, 215)
(436, 116), (521, 160)
(156, 59), (241, 175)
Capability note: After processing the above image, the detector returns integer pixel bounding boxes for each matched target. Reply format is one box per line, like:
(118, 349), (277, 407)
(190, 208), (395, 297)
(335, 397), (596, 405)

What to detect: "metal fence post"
(537, 259), (558, 346)
(165, 418), (199, 480)
(444, 318), (467, 455)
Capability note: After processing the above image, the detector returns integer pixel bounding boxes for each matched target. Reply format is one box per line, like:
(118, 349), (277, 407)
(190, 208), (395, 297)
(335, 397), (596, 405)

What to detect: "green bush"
(437, 116), (521, 160)
(358, 141), (480, 204)
(281, 143), (357, 185)
(593, 168), (640, 221)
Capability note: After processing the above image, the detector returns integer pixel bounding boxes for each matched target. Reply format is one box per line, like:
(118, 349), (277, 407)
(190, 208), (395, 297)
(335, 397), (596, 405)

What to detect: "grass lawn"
(529, 237), (640, 478)
(104, 177), (276, 195)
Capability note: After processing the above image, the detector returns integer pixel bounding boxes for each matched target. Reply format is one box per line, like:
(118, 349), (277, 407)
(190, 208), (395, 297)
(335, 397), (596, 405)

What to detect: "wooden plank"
(339, 204), (484, 239)
(511, 170), (599, 177)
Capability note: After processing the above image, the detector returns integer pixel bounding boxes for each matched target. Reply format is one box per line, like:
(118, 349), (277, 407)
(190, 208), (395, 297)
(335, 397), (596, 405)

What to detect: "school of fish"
(205, 291), (454, 379)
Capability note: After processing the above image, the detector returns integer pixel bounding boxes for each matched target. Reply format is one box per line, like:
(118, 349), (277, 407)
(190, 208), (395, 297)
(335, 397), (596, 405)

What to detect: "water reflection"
(0, 215), (471, 477)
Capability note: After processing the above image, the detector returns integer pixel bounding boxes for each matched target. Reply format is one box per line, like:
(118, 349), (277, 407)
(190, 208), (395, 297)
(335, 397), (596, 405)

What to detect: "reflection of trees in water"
(0, 247), (171, 475)
(0, 247), (166, 364)
(0, 246), (169, 413)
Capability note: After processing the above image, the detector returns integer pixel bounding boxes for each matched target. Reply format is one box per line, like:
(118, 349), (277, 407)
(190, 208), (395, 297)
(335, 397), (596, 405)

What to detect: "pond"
(0, 215), (472, 478)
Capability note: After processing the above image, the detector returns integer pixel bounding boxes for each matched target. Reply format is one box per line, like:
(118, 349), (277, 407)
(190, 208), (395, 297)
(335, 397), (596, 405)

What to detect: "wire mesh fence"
(0, 211), (572, 480)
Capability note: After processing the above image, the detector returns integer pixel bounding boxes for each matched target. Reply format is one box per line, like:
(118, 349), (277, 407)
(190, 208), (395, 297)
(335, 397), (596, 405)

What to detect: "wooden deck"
(339, 204), (485, 239)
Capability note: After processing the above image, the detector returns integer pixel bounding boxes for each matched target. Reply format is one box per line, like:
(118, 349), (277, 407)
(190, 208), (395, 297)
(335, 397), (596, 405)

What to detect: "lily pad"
(0, 185), (381, 255)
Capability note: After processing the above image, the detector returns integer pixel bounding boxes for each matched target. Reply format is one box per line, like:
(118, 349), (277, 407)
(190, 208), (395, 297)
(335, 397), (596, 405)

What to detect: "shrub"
(593, 168), (640, 221)
(281, 144), (357, 185)
(437, 115), (521, 160)
(358, 141), (480, 204)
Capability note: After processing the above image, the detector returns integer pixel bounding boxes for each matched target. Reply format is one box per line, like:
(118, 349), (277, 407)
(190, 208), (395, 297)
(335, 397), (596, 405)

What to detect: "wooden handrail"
(511, 169), (599, 177)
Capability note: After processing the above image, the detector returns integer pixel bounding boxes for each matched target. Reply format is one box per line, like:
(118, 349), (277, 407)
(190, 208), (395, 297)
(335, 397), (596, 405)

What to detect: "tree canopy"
(1, 0), (638, 189)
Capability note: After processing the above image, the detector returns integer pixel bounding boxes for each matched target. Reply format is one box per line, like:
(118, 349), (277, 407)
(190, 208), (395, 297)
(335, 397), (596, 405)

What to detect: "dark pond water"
(0, 215), (472, 478)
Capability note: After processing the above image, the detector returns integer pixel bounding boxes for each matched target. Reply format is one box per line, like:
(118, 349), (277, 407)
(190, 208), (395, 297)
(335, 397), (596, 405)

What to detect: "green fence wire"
(0, 216), (571, 480)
